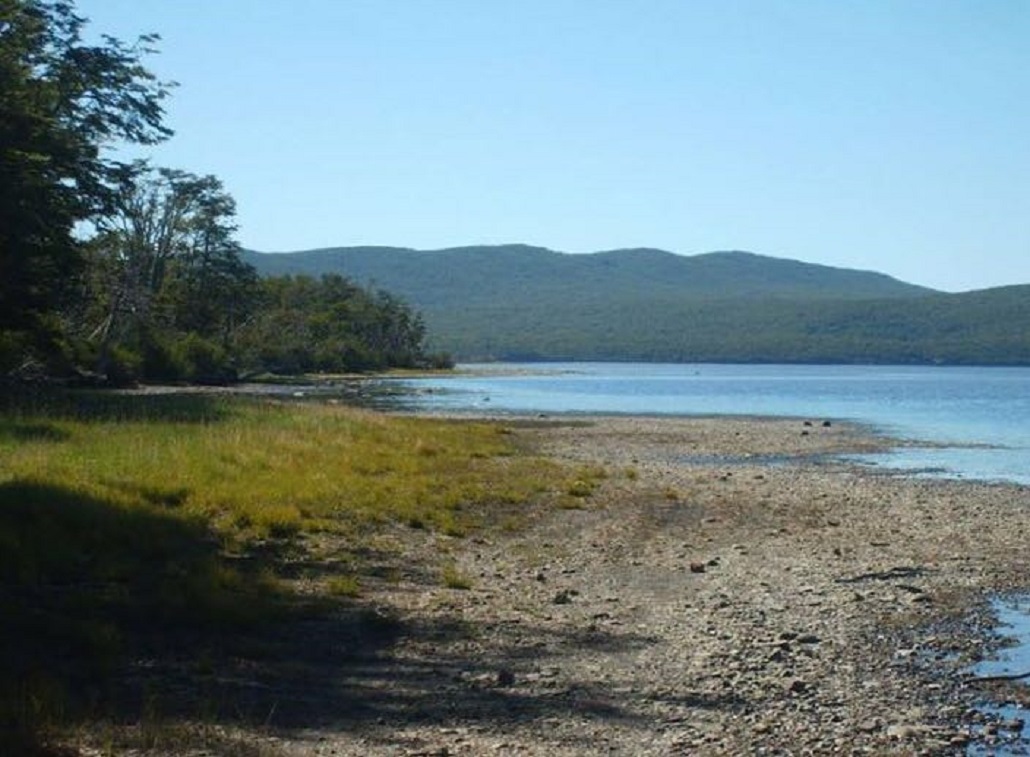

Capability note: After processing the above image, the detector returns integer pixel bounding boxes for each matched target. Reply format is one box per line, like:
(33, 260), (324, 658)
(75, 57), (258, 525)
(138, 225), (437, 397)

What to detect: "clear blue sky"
(78, 0), (1029, 292)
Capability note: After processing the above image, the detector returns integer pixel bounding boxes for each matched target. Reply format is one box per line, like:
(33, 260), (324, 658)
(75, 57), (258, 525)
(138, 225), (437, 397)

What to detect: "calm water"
(395, 363), (1030, 485)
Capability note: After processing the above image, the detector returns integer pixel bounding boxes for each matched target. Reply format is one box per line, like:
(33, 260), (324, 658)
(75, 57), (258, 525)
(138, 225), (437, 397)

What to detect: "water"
(968, 597), (1030, 756)
(395, 362), (1030, 485)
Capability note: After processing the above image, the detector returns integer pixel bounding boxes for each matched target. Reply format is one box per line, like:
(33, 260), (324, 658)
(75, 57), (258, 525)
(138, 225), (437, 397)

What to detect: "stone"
(886, 724), (929, 740)
(786, 678), (809, 695)
(552, 590), (574, 604)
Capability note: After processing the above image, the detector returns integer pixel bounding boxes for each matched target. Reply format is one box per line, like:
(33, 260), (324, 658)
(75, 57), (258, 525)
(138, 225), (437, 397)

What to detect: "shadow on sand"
(0, 478), (729, 754)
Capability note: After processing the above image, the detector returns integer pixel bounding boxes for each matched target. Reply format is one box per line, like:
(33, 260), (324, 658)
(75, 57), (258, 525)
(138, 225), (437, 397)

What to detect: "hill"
(242, 246), (1030, 365)
(244, 245), (931, 306)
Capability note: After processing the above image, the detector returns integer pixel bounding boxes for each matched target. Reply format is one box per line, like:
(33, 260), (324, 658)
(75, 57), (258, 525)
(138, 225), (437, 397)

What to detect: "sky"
(76, 0), (1029, 292)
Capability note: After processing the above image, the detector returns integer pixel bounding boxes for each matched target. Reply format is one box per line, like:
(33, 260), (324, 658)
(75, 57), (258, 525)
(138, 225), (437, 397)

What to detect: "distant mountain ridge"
(241, 245), (1030, 365)
(244, 244), (932, 304)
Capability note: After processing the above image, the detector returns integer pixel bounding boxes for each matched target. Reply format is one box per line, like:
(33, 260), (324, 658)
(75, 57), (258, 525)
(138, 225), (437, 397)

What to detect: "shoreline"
(525, 415), (1030, 753)
(39, 397), (1028, 753)
(255, 412), (1029, 754)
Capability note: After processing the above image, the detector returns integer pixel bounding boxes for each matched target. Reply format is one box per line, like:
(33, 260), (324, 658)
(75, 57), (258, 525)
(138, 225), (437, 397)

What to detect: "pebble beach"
(257, 415), (1030, 755)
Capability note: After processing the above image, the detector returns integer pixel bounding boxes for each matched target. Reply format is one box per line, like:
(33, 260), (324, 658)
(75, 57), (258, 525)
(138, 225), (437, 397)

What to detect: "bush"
(173, 334), (232, 384)
(141, 334), (188, 382)
(104, 345), (144, 386)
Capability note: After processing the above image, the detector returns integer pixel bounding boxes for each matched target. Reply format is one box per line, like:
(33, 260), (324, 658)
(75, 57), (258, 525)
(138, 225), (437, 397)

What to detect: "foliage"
(242, 245), (933, 309)
(0, 0), (171, 340)
(70, 173), (440, 382)
(238, 274), (441, 375)
(1, 2), (440, 383)
(244, 245), (1030, 366)
(67, 163), (259, 383)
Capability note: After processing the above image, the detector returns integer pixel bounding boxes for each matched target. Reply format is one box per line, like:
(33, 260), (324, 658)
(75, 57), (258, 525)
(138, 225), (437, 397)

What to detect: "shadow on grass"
(0, 480), (288, 750)
(0, 422), (71, 445)
(0, 387), (235, 425)
(0, 479), (721, 754)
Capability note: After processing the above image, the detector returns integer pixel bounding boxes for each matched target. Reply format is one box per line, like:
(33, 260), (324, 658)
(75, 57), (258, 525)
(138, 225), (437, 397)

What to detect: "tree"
(0, 0), (171, 350)
(237, 274), (437, 375)
(85, 163), (257, 381)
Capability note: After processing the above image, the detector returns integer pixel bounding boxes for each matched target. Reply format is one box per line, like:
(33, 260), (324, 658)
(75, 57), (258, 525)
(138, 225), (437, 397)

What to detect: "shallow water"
(968, 598), (1030, 756)
(395, 363), (1030, 485)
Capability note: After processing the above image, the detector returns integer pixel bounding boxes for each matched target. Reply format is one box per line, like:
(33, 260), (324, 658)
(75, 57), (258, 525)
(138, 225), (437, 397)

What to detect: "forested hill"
(243, 245), (931, 307)
(243, 246), (1030, 365)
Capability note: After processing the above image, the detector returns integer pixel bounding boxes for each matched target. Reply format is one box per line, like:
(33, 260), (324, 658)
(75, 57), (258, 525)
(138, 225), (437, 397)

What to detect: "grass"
(559, 463), (609, 507)
(0, 392), (560, 543)
(440, 563), (474, 590)
(0, 389), (576, 751)
(325, 575), (362, 598)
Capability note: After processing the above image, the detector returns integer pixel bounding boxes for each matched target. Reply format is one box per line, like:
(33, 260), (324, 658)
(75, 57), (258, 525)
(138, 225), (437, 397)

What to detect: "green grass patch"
(562, 464), (608, 499)
(0, 391), (559, 542)
(325, 575), (362, 598)
(440, 563), (474, 590)
(0, 389), (564, 747)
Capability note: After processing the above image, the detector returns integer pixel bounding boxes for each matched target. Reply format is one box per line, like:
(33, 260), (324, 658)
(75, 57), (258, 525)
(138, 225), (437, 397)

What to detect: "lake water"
(393, 363), (1030, 486)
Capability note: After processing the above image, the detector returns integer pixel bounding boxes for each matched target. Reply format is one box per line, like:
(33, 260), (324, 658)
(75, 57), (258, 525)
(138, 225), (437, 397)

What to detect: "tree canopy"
(0, 0), (172, 336)
(1, 1), (445, 382)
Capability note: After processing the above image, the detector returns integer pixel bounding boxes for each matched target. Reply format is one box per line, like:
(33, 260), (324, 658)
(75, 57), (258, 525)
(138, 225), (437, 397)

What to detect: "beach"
(250, 414), (1030, 755)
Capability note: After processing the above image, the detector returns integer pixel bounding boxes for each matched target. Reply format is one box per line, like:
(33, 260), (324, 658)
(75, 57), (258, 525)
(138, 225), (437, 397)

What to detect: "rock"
(797, 633), (821, 644)
(886, 723), (931, 740)
(786, 678), (809, 695)
(689, 562), (707, 574)
(497, 669), (516, 687)
(552, 590), (574, 604)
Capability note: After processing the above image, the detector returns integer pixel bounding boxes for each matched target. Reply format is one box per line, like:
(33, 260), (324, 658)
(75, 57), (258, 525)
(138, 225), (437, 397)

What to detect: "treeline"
(1, 1), (445, 385)
(424, 289), (1030, 365)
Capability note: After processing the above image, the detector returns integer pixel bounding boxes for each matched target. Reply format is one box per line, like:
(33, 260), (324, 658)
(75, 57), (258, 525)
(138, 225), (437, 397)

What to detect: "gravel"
(252, 415), (1030, 755)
